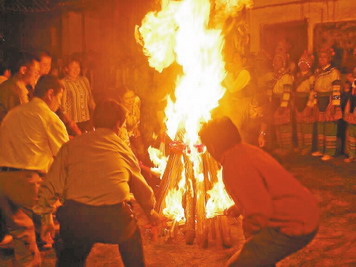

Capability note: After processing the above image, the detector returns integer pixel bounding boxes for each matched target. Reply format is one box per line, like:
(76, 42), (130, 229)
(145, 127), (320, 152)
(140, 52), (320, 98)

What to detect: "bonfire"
(135, 0), (252, 247)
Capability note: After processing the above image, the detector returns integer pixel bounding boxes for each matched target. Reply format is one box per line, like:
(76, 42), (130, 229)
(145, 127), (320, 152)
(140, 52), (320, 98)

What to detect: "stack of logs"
(155, 141), (232, 248)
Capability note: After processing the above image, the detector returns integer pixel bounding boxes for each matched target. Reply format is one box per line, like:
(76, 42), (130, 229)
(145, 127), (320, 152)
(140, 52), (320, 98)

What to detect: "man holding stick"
(34, 99), (160, 266)
(199, 117), (319, 267)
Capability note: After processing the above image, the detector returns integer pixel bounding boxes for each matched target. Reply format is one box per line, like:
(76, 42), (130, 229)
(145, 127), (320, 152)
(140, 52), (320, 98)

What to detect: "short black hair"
(93, 99), (126, 129)
(33, 75), (63, 98)
(199, 117), (241, 158)
(35, 50), (52, 60)
(8, 51), (39, 74)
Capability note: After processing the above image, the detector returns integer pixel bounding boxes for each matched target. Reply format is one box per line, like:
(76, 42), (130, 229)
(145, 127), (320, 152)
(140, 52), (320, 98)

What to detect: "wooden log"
(165, 220), (178, 243)
(202, 153), (213, 192)
(155, 153), (183, 214)
(183, 154), (196, 245)
(194, 156), (208, 248)
(214, 216), (223, 248)
(205, 152), (220, 186)
(209, 217), (217, 240)
(155, 129), (186, 214)
(218, 215), (232, 248)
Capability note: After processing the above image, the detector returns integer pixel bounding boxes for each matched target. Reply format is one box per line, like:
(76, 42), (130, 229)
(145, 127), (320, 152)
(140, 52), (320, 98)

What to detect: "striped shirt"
(61, 76), (95, 123)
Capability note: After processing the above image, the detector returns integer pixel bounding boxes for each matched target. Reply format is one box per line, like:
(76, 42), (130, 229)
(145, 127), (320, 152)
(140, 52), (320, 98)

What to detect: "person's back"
(222, 143), (319, 236)
(36, 99), (159, 266)
(0, 97), (68, 172)
(199, 116), (319, 267)
(57, 128), (146, 206)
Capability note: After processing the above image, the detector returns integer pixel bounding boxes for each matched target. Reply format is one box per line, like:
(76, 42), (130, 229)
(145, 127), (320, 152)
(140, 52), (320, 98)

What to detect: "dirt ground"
(0, 154), (355, 267)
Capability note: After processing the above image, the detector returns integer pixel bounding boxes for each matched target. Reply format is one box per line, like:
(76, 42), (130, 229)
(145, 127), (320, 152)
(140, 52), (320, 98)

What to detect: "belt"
(0, 167), (45, 177)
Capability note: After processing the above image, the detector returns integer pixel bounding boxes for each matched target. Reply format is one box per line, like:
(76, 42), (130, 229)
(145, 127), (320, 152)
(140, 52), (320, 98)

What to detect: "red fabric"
(273, 107), (291, 125)
(344, 100), (356, 124)
(315, 103), (342, 122)
(295, 107), (315, 123)
(220, 144), (319, 237)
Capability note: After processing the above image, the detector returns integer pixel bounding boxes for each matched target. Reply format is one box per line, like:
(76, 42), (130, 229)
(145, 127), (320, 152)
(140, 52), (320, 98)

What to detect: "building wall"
(248, 0), (356, 52)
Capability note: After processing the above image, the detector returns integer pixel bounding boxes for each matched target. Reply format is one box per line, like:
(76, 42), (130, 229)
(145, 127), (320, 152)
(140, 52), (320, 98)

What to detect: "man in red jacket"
(199, 117), (319, 266)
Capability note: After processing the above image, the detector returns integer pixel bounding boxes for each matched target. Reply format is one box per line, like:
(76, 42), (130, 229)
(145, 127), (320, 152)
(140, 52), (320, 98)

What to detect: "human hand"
(147, 210), (164, 227)
(224, 205), (241, 218)
(40, 222), (55, 245)
(258, 133), (266, 148)
(69, 121), (82, 136)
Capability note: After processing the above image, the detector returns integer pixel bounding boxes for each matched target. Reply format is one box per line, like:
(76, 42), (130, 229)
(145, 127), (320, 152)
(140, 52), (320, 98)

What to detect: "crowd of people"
(0, 51), (159, 266)
(0, 40), (352, 266)
(218, 43), (356, 163)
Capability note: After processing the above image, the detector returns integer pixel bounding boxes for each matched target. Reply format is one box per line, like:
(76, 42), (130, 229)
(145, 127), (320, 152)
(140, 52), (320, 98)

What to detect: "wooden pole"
(218, 215), (232, 248)
(194, 155), (208, 248)
(183, 154), (196, 244)
(155, 153), (183, 214)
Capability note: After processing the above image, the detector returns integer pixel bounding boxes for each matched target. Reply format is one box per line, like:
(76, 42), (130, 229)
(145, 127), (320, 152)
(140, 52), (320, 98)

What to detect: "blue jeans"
(229, 227), (317, 267)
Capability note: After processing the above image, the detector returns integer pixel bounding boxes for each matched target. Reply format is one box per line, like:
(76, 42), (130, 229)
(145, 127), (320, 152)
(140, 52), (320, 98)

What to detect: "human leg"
(0, 171), (42, 266)
(345, 124), (356, 161)
(0, 200), (40, 267)
(56, 238), (93, 267)
(118, 228), (145, 267)
(302, 122), (313, 153)
(316, 122), (325, 154)
(324, 121), (338, 156)
(275, 123), (293, 152)
(296, 122), (303, 151)
(227, 227), (316, 267)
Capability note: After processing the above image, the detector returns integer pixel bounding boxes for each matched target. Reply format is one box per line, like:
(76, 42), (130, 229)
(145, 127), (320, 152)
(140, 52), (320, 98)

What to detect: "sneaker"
(344, 157), (355, 163)
(311, 151), (323, 157)
(321, 155), (333, 161)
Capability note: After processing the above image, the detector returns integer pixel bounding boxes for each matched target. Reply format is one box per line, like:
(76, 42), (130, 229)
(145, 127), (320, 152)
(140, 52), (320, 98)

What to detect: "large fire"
(136, 0), (252, 244)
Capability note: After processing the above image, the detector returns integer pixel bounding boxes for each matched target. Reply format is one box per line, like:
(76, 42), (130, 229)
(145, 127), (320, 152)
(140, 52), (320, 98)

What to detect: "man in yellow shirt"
(0, 75), (69, 266)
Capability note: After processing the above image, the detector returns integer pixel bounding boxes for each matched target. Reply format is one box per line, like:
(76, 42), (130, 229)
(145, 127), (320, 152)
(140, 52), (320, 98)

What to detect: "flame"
(148, 146), (168, 178)
(162, 168), (186, 222)
(138, 0), (252, 223)
(206, 169), (234, 218)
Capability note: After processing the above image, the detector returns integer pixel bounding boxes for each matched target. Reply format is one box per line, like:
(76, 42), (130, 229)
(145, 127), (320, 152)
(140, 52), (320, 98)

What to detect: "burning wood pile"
(153, 135), (233, 248)
(135, 0), (252, 248)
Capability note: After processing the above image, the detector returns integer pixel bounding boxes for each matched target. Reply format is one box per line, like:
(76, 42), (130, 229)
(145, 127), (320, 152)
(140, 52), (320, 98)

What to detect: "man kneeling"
(34, 99), (159, 267)
(199, 117), (319, 267)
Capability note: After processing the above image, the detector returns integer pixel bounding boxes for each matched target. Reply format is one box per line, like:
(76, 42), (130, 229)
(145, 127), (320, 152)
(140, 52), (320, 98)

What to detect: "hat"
(318, 44), (335, 57)
(298, 50), (314, 69)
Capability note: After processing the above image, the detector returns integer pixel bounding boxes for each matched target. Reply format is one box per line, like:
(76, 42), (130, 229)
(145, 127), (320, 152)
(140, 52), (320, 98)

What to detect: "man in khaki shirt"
(0, 75), (69, 266)
(35, 99), (159, 266)
(0, 52), (40, 122)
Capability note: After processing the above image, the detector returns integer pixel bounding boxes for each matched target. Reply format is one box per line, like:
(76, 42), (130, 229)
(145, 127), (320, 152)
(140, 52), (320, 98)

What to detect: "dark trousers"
(57, 228), (144, 267)
(56, 200), (144, 267)
(229, 227), (317, 267)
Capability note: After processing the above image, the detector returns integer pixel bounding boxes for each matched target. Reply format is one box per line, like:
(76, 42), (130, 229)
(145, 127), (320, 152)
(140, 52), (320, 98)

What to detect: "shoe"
(311, 151), (323, 157)
(321, 155), (333, 161)
(344, 157), (355, 163)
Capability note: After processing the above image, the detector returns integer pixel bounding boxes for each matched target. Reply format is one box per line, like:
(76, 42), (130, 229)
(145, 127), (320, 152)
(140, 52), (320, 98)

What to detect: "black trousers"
(229, 227), (317, 267)
(56, 200), (144, 267)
